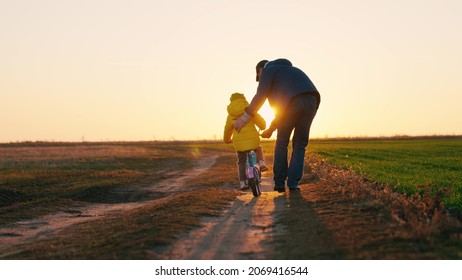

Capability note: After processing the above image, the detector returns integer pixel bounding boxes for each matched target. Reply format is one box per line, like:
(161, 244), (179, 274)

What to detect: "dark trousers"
(273, 94), (317, 188)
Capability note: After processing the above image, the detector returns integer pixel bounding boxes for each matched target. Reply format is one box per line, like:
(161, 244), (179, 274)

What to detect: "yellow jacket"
(223, 93), (266, 152)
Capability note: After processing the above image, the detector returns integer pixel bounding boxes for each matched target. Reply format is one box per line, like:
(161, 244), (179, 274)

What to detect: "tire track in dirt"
(0, 155), (218, 256)
(156, 172), (287, 259)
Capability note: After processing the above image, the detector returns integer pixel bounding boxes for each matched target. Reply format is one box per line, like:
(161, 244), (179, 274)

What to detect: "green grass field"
(308, 138), (462, 210)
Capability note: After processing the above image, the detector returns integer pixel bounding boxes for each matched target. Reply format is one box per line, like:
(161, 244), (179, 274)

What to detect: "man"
(234, 58), (320, 192)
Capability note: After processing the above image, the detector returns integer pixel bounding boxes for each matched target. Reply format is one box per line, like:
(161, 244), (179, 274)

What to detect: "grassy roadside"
(263, 138), (462, 259)
(308, 138), (462, 210)
(271, 151), (462, 259)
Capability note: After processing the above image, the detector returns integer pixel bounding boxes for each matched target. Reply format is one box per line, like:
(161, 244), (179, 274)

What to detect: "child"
(223, 92), (268, 190)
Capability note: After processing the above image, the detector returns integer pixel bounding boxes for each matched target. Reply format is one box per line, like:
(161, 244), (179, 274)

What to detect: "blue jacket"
(246, 59), (320, 126)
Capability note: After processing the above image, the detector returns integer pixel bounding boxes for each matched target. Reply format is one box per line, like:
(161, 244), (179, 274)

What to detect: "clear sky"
(1, 0), (461, 142)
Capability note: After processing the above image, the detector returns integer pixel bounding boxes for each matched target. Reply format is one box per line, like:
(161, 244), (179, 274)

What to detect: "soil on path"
(158, 172), (285, 259)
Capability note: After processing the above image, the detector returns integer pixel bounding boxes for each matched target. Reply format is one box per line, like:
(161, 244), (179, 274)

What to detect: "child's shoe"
(258, 161), (269, 172)
(239, 180), (248, 191)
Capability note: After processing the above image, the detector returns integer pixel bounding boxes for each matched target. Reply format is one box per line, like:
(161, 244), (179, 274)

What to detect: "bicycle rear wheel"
(252, 167), (262, 197)
(255, 180), (261, 197)
(256, 167), (262, 196)
(248, 178), (259, 197)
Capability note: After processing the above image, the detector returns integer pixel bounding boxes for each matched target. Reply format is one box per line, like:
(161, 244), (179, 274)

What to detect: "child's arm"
(223, 115), (234, 143)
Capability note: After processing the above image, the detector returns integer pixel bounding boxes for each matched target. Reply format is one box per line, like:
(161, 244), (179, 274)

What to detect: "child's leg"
(237, 151), (247, 184)
(255, 146), (269, 171)
(255, 146), (264, 162)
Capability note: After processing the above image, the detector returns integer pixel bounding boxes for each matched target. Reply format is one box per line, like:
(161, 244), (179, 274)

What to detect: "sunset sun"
(258, 101), (276, 128)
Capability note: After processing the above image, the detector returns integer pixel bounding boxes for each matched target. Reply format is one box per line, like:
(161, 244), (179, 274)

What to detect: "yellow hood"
(227, 93), (248, 117)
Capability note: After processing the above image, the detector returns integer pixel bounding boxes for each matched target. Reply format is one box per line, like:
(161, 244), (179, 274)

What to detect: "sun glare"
(258, 101), (276, 129)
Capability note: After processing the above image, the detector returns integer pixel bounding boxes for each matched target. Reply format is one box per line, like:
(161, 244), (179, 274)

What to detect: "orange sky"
(1, 0), (461, 142)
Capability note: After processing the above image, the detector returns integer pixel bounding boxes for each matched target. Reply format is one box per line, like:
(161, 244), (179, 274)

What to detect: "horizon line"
(2, 134), (462, 145)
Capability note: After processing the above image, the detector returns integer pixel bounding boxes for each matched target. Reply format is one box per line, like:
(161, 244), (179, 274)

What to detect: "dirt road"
(159, 172), (286, 259)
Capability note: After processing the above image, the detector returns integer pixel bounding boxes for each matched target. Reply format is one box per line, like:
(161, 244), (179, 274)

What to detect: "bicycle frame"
(246, 150), (261, 197)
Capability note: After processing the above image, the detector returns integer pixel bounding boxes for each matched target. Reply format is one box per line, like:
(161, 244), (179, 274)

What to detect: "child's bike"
(246, 150), (262, 197)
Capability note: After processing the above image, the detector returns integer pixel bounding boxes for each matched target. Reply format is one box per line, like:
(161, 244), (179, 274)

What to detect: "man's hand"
(260, 129), (274, 139)
(233, 112), (252, 132)
(233, 117), (246, 132)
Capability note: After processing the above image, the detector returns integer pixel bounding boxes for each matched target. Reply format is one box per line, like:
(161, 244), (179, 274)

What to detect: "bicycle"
(246, 149), (262, 197)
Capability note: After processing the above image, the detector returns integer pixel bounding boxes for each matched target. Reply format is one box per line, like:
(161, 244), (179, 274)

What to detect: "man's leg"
(287, 95), (318, 189)
(274, 129), (290, 190)
(274, 101), (299, 190)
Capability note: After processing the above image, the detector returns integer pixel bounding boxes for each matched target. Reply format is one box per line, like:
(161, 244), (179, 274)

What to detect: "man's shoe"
(289, 186), (300, 191)
(274, 186), (286, 193)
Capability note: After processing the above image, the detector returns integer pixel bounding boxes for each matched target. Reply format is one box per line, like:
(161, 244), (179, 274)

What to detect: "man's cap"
(255, 60), (268, 82)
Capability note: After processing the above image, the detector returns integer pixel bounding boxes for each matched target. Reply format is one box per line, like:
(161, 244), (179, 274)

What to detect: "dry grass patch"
(0, 142), (196, 225)
(3, 188), (239, 259)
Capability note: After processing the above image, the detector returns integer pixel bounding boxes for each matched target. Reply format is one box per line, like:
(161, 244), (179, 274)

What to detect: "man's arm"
(260, 116), (278, 139)
(234, 69), (273, 131)
(246, 69), (273, 116)
(253, 113), (266, 131)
